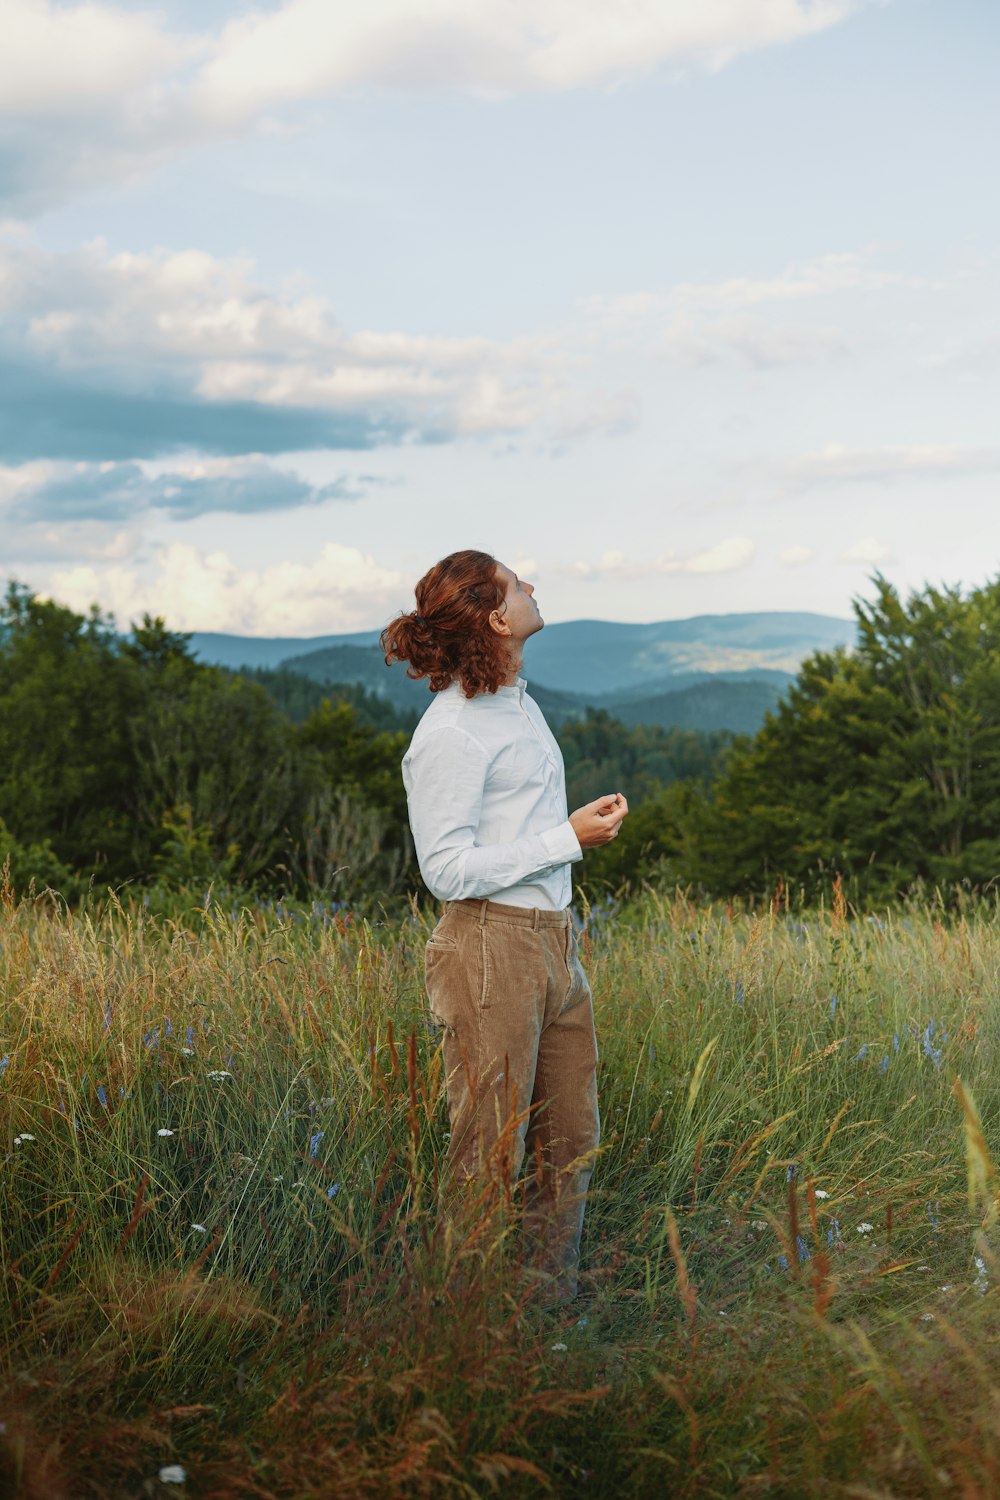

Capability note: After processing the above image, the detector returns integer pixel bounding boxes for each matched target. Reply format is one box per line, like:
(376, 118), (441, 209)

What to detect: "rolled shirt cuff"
(540, 818), (583, 867)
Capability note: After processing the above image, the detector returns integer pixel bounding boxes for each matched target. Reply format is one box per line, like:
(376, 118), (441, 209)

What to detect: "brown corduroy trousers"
(424, 896), (600, 1303)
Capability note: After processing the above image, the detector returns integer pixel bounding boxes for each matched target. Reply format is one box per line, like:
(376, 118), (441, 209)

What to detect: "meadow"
(2, 876), (1000, 1499)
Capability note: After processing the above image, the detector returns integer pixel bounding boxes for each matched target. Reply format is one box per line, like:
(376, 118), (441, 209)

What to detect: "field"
(2, 879), (1000, 1498)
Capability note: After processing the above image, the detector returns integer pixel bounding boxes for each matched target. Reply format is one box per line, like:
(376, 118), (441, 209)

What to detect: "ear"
(487, 607), (511, 638)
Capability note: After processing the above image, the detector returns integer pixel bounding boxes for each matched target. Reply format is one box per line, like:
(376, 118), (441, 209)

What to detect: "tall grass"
(2, 876), (1000, 1497)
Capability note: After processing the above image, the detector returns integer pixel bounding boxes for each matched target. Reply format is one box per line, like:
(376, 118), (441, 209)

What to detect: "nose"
(525, 582), (535, 596)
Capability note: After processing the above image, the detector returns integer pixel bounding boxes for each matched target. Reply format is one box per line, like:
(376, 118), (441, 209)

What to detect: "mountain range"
(189, 612), (855, 735)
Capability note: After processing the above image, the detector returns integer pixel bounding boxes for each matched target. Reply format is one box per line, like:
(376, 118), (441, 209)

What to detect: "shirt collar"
(495, 676), (527, 698)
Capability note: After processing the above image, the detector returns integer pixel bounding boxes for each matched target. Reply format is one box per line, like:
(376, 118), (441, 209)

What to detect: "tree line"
(2, 574), (997, 908)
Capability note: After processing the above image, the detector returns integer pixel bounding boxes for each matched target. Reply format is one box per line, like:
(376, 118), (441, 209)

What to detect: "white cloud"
(571, 535), (755, 580)
(840, 534), (894, 565)
(45, 541), (405, 634)
(0, 230), (632, 459)
(779, 545), (814, 566)
(582, 252), (920, 369)
(0, 0), (879, 211)
(774, 443), (1000, 490)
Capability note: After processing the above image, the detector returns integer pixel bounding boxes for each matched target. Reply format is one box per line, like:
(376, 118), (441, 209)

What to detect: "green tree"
(683, 575), (1000, 902)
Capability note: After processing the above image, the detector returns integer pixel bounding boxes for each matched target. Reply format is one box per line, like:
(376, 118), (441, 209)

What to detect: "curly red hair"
(381, 549), (511, 697)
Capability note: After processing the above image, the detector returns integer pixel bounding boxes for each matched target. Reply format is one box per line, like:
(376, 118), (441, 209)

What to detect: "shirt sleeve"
(403, 725), (582, 902)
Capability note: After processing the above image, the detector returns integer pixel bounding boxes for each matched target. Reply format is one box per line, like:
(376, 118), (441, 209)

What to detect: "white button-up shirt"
(402, 677), (583, 909)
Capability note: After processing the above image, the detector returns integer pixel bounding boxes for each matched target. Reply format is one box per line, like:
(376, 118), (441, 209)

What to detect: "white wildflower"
(207, 1070), (232, 1080)
(159, 1465), (187, 1483)
(550, 1342), (568, 1353)
(751, 1220), (768, 1232)
(181, 1047), (194, 1056)
(917, 1265), (931, 1271)
(190, 1224), (207, 1233)
(974, 1256), (989, 1295)
(13, 1133), (36, 1144)
(157, 1128), (175, 1137)
(939, 1284), (954, 1293)
(814, 1190), (831, 1200)
(856, 1222), (874, 1234)
(921, 1313), (936, 1322)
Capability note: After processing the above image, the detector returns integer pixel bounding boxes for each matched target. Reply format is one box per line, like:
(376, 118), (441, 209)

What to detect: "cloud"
(0, 230), (629, 460)
(840, 535), (894, 565)
(44, 541), (405, 634)
(779, 545), (814, 566)
(571, 535), (755, 580)
(3, 456), (371, 525)
(1, 0), (878, 213)
(582, 252), (920, 369)
(772, 443), (1000, 491)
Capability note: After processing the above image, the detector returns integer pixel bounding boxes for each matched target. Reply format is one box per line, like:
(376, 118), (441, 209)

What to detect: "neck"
(499, 642), (523, 687)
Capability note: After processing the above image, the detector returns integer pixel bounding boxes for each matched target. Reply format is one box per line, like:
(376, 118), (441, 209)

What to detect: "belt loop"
(532, 907), (540, 932)
(479, 899), (489, 927)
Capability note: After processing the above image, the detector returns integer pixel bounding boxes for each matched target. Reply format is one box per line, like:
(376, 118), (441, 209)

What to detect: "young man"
(382, 549), (627, 1304)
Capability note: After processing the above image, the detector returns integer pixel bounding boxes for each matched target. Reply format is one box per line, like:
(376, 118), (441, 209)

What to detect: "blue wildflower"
(786, 1163), (797, 1182)
(795, 1235), (811, 1263)
(853, 1044), (868, 1062)
(921, 1024), (942, 1069)
(327, 1182), (341, 1199)
(827, 1218), (842, 1247)
(893, 1033), (900, 1053)
(879, 1056), (889, 1074)
(649, 1041), (656, 1064)
(310, 1131), (325, 1159)
(164, 1017), (173, 1037)
(776, 1254), (789, 1272)
(185, 1025), (194, 1048)
(0, 1054), (8, 1075)
(97, 1085), (108, 1108)
(829, 995), (837, 1019)
(735, 980), (744, 1005)
(928, 1200), (941, 1233)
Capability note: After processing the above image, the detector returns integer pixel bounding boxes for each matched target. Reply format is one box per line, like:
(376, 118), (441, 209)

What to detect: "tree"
(683, 575), (1000, 902)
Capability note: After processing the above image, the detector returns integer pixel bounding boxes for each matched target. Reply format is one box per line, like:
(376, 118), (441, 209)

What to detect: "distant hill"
(188, 611), (854, 736)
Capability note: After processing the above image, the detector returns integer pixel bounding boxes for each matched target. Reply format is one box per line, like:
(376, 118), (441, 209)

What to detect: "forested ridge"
(2, 574), (998, 908)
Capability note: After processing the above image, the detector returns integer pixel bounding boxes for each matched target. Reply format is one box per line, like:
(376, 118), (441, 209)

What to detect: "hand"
(569, 792), (629, 850)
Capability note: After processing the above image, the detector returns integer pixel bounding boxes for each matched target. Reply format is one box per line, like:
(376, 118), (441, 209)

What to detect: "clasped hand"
(569, 792), (629, 849)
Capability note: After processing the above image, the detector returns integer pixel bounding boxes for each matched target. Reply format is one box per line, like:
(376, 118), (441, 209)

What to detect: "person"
(381, 548), (627, 1305)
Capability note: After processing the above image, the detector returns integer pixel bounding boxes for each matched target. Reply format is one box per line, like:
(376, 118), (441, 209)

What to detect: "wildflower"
(893, 1033), (900, 1053)
(159, 1466), (187, 1484)
(829, 995), (837, 1019)
(310, 1131), (325, 1159)
(207, 1071), (232, 1080)
(143, 1030), (159, 1050)
(786, 1163), (797, 1183)
(827, 1219), (842, 1247)
(857, 1222), (874, 1234)
(576, 1315), (589, 1328)
(974, 1256), (989, 1295)
(939, 1284), (954, 1293)
(185, 1025), (194, 1048)
(734, 980), (744, 1005)
(853, 1044), (868, 1062)
(157, 1128), (175, 1138)
(13, 1133), (36, 1145)
(879, 1056), (889, 1074)
(776, 1254), (789, 1272)
(649, 1041), (656, 1063)
(917, 1265), (931, 1272)
(181, 1047), (194, 1056)
(921, 1023), (942, 1069)
(921, 1313), (936, 1322)
(327, 1182), (341, 1199)
(751, 1220), (768, 1231)
(928, 1200), (941, 1232)
(0, 1054), (8, 1075)
(795, 1235), (811, 1262)
(97, 1085), (108, 1108)
(814, 1189), (830, 1200)
(550, 1342), (568, 1353)
(191, 1224), (207, 1233)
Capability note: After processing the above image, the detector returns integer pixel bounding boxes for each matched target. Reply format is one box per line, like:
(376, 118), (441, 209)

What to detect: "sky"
(1, 0), (998, 636)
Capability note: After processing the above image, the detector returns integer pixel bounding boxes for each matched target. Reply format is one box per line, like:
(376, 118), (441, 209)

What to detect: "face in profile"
(493, 560), (543, 643)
